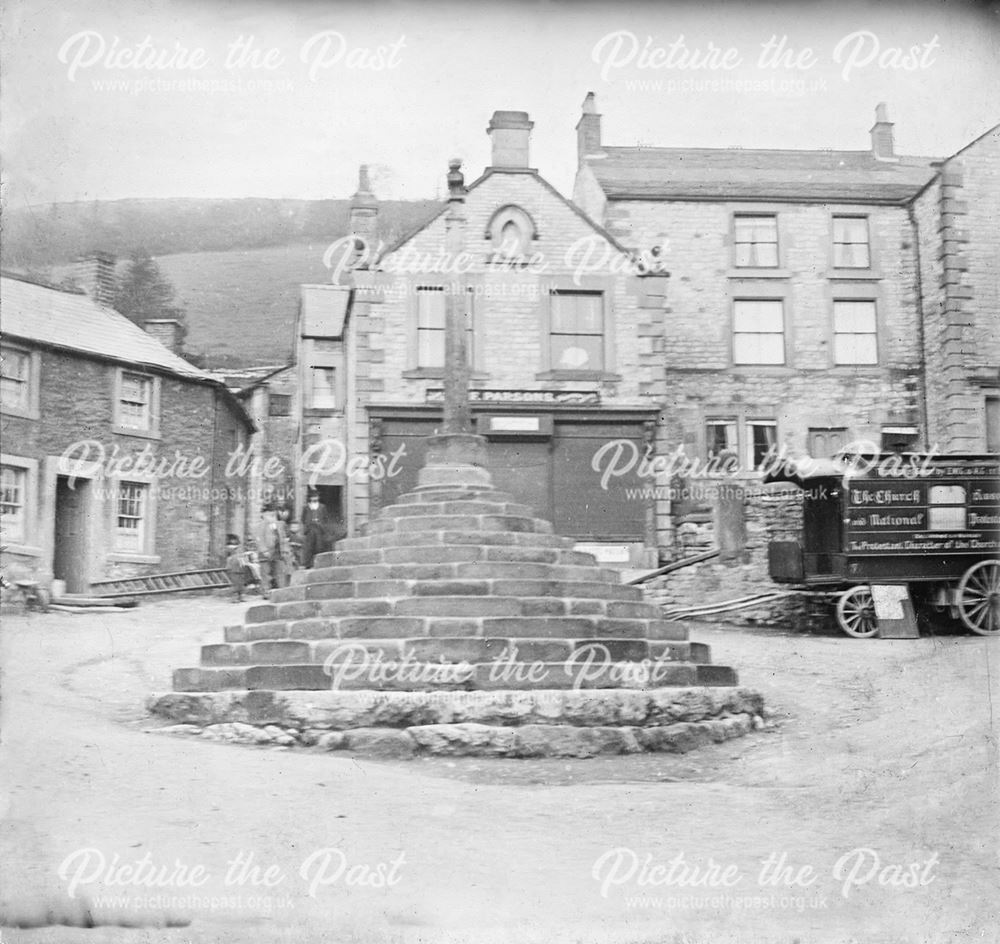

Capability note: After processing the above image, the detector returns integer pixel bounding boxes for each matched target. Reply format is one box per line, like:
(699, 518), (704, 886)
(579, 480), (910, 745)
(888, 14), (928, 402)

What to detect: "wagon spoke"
(958, 561), (1000, 635)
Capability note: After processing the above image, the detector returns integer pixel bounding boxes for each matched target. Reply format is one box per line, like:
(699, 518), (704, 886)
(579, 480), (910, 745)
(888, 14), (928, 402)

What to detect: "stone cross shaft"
(442, 158), (472, 435)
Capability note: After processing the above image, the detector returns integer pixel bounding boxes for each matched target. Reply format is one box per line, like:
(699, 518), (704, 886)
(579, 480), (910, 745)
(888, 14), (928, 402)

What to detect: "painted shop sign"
(425, 388), (601, 405)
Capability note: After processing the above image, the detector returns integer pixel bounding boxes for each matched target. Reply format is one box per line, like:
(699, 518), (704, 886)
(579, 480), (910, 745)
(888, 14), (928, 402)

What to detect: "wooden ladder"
(89, 568), (231, 598)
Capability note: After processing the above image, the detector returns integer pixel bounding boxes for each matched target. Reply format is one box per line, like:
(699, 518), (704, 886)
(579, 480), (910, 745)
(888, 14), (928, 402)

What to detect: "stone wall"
(642, 480), (833, 631)
(2, 346), (249, 583)
(603, 199), (924, 461)
(915, 126), (1000, 451)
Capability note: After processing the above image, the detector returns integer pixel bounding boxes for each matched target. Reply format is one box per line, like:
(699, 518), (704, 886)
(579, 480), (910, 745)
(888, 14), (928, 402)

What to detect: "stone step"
(397, 487), (518, 505)
(303, 544), (597, 569)
(318, 540), (597, 567)
(227, 613), (691, 643)
(174, 659), (735, 693)
(375, 500), (539, 520)
(203, 636), (710, 667)
(288, 559), (623, 590)
(266, 576), (648, 608)
(312, 530), (577, 563)
(364, 514), (555, 537)
(416, 464), (493, 489)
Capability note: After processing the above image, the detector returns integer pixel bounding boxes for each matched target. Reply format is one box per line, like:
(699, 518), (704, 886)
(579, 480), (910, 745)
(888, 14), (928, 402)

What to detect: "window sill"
(535, 370), (622, 382)
(113, 425), (161, 441)
(727, 268), (790, 280)
(827, 269), (881, 281)
(107, 553), (162, 565)
(403, 369), (490, 380)
(303, 406), (343, 415)
(1, 543), (42, 558)
(0, 405), (40, 421)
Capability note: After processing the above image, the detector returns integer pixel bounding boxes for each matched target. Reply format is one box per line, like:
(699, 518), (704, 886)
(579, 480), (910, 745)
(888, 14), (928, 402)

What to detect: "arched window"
(485, 205), (537, 260)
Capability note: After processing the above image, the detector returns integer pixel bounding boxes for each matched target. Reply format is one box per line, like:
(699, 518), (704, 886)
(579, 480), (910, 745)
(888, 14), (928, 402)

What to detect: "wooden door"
(53, 476), (90, 593)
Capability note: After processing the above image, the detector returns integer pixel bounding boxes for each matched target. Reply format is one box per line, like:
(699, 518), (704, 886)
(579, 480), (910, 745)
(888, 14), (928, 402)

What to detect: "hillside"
(1, 197), (440, 367)
(157, 243), (332, 367)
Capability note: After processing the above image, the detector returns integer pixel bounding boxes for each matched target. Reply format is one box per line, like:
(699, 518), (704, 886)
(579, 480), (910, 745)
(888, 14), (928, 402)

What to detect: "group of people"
(224, 491), (343, 602)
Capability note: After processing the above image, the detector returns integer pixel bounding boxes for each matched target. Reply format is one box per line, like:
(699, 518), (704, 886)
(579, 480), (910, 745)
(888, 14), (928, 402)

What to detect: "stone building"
(334, 117), (670, 566)
(571, 93), (998, 617)
(216, 364), (300, 521)
(912, 124), (1000, 452)
(295, 283), (351, 520)
(0, 274), (255, 591)
(574, 95), (940, 468)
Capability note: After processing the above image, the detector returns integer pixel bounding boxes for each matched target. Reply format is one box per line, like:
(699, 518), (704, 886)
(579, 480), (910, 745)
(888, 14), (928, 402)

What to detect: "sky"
(2, 0), (999, 208)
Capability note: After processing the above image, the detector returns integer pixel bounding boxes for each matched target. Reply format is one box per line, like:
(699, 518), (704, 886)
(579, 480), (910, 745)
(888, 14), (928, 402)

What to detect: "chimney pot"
(349, 163), (378, 269)
(144, 318), (183, 354)
(487, 110), (533, 169)
(870, 102), (896, 161)
(576, 92), (603, 166)
(73, 251), (116, 307)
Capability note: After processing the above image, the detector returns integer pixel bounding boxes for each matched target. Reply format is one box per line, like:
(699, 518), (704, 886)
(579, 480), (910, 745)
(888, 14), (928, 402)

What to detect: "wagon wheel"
(957, 560), (1000, 635)
(836, 586), (879, 638)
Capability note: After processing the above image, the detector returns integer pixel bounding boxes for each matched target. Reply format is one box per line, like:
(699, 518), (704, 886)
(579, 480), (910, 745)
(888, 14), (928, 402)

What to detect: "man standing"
(255, 506), (291, 591)
(301, 490), (342, 569)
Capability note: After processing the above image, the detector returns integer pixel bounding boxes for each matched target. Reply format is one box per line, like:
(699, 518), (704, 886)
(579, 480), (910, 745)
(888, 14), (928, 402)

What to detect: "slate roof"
(588, 147), (941, 203)
(0, 275), (213, 379)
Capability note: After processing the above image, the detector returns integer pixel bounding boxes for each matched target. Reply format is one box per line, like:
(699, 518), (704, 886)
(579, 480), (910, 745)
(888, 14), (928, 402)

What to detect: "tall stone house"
(574, 94), (999, 462)
(324, 115), (672, 566)
(0, 273), (255, 591)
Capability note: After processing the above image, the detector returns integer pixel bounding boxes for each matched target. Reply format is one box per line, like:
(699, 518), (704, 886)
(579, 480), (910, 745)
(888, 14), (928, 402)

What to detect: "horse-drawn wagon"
(765, 453), (1000, 637)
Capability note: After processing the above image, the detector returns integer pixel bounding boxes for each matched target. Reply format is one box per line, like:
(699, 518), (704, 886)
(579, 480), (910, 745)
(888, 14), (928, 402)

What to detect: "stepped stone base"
(147, 687), (764, 758)
(152, 435), (762, 757)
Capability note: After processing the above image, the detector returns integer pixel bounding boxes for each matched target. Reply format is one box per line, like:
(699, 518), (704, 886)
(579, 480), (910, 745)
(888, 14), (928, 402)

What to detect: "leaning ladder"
(89, 568), (231, 598)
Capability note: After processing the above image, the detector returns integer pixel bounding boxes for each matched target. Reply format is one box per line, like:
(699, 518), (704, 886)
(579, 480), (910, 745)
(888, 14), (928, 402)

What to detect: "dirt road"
(1, 597), (997, 943)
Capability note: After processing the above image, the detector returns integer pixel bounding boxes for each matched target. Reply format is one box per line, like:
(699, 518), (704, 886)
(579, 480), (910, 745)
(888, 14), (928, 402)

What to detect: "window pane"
(734, 217), (777, 267)
(834, 334), (878, 365)
(752, 243), (779, 267)
(834, 302), (876, 333)
(116, 482), (146, 551)
(706, 422), (737, 457)
(833, 218), (870, 268)
(748, 423), (777, 468)
(552, 293), (602, 334)
(834, 218), (867, 243)
(552, 335), (602, 370)
(734, 333), (784, 365)
(734, 301), (783, 333)
(1, 350), (28, 381)
(268, 394), (291, 416)
(0, 466), (25, 543)
(310, 368), (337, 408)
(418, 330), (445, 367)
(416, 288), (446, 329)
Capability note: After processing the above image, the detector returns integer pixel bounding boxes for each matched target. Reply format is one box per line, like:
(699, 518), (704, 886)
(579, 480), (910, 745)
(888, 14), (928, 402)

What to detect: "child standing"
(224, 536), (245, 602)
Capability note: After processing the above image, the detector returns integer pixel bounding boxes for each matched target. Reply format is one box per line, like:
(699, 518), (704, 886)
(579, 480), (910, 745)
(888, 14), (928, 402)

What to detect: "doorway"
(53, 475), (91, 593)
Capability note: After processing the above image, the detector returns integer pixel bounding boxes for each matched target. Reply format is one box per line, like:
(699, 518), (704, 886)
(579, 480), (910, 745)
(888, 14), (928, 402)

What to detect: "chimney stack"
(144, 319), (184, 354)
(487, 111), (533, 170)
(576, 92), (603, 166)
(74, 251), (116, 307)
(870, 103), (895, 161)
(349, 164), (379, 267)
